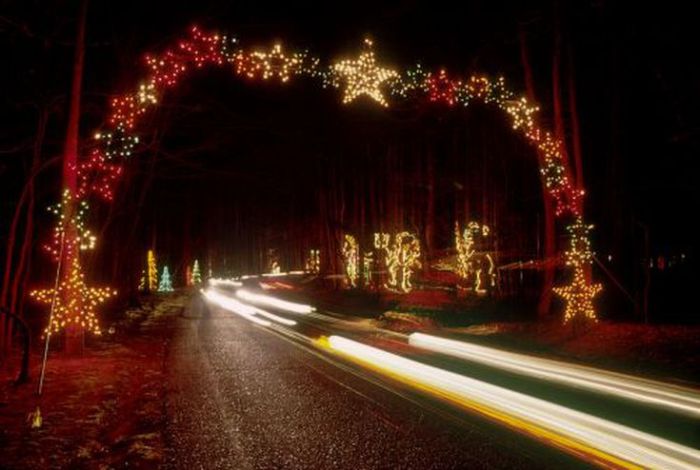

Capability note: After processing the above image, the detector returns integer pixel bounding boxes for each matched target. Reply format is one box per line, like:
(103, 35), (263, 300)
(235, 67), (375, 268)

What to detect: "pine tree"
(158, 265), (174, 292)
(192, 259), (202, 284)
(147, 250), (158, 292)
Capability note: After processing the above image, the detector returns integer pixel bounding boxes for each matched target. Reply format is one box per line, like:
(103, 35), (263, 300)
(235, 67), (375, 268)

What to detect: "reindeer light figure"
(374, 231), (422, 293)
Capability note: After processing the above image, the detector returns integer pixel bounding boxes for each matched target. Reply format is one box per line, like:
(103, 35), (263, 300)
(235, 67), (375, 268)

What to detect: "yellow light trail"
(409, 333), (700, 418)
(324, 335), (700, 470)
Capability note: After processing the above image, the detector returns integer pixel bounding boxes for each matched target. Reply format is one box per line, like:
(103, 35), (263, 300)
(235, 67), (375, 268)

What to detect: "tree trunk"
(567, 44), (584, 191)
(519, 23), (557, 319)
(425, 143), (436, 259)
(62, 0), (88, 356)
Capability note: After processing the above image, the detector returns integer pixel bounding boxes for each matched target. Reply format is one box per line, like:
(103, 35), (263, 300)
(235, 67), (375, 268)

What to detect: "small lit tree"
(158, 265), (174, 292)
(147, 250), (158, 292)
(192, 259), (202, 284)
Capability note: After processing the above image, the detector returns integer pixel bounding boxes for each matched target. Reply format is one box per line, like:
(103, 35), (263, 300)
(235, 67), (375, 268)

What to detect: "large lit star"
(333, 39), (398, 107)
(31, 257), (116, 336)
(553, 267), (602, 323)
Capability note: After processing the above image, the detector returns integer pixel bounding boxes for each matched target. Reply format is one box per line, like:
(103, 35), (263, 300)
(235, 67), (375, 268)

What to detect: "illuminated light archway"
(35, 25), (600, 329)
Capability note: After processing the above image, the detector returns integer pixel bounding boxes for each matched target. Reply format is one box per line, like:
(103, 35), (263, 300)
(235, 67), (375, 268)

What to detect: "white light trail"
(253, 307), (297, 326)
(208, 278), (243, 287)
(327, 335), (700, 470)
(409, 333), (700, 418)
(201, 289), (270, 326)
(236, 289), (315, 314)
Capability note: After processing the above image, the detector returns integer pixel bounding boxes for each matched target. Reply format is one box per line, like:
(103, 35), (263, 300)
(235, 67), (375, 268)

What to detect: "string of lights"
(342, 235), (360, 288)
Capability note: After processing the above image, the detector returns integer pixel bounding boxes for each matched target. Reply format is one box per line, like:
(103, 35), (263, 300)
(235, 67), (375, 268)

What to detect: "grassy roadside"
(0, 293), (188, 469)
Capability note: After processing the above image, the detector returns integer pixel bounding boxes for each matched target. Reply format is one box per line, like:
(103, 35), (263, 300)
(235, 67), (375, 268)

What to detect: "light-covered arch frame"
(38, 26), (601, 331)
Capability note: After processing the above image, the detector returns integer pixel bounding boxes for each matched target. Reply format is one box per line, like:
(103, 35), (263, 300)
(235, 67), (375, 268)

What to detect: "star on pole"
(333, 38), (398, 107)
(30, 256), (116, 336)
(553, 266), (602, 323)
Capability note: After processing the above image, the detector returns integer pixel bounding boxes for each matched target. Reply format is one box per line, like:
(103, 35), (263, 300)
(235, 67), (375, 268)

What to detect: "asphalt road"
(163, 295), (587, 469)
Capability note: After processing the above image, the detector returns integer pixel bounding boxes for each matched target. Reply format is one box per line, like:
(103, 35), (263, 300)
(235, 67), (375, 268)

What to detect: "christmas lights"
(234, 43), (303, 82)
(76, 148), (123, 201)
(158, 265), (174, 292)
(30, 256), (115, 336)
(305, 249), (320, 274)
(147, 250), (158, 292)
(553, 216), (602, 323)
(553, 266), (602, 323)
(192, 259), (202, 284)
(34, 25), (600, 327)
(138, 269), (146, 291)
(427, 69), (461, 106)
(342, 234), (360, 287)
(563, 217), (594, 267)
(44, 189), (96, 260)
(374, 232), (421, 293)
(455, 221), (496, 294)
(333, 38), (398, 106)
(362, 251), (374, 287)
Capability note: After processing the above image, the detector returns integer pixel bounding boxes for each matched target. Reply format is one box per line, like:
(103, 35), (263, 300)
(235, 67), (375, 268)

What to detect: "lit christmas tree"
(158, 265), (174, 292)
(147, 249), (158, 292)
(138, 269), (146, 291)
(192, 259), (202, 284)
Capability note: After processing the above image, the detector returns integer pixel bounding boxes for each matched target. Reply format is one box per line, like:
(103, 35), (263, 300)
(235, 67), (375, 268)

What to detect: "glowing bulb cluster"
(147, 249), (158, 292)
(191, 259), (202, 284)
(455, 221), (496, 295)
(30, 256), (115, 336)
(75, 148), (123, 201)
(553, 217), (602, 323)
(332, 38), (398, 107)
(158, 265), (174, 292)
(44, 189), (96, 260)
(554, 266), (602, 323)
(342, 234), (360, 288)
(305, 249), (320, 274)
(362, 251), (374, 287)
(427, 69), (461, 106)
(374, 232), (422, 293)
(234, 43), (304, 82)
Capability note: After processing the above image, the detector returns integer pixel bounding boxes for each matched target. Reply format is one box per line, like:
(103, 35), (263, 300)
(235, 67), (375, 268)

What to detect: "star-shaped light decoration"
(426, 69), (461, 106)
(563, 216), (594, 267)
(333, 38), (398, 107)
(30, 256), (116, 336)
(236, 43), (303, 82)
(553, 266), (602, 323)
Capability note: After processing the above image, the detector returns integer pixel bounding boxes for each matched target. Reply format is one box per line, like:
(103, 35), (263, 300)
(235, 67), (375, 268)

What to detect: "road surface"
(163, 295), (583, 469)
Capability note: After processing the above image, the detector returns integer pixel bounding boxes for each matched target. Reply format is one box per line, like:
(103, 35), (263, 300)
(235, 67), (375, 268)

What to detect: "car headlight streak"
(326, 335), (700, 470)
